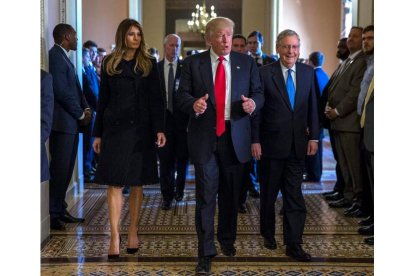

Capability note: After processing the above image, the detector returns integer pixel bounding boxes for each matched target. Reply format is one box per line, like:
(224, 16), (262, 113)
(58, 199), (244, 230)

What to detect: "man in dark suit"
(157, 34), (189, 210)
(48, 23), (91, 230)
(356, 25), (374, 243)
(176, 17), (264, 274)
(82, 47), (100, 182)
(252, 29), (319, 262)
(41, 70), (54, 183)
(247, 30), (278, 67)
(320, 38), (349, 201)
(304, 51), (329, 182)
(325, 27), (367, 217)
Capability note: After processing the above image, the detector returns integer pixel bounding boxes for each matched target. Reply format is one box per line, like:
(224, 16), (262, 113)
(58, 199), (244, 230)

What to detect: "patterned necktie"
(215, 56), (226, 136)
(286, 69), (296, 109)
(167, 63), (174, 112)
(360, 77), (374, 128)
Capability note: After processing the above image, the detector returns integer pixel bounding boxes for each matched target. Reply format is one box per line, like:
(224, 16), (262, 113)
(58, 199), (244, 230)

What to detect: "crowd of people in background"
(40, 16), (374, 274)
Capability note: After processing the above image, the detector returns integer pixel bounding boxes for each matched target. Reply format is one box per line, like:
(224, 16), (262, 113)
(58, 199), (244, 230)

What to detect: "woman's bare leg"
(127, 186), (143, 248)
(107, 186), (123, 255)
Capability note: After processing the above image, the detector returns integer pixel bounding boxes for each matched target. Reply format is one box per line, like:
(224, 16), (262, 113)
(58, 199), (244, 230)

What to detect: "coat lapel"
(271, 62), (293, 111)
(199, 51), (215, 107)
(294, 63), (306, 111)
(230, 52), (241, 102)
(54, 45), (82, 92)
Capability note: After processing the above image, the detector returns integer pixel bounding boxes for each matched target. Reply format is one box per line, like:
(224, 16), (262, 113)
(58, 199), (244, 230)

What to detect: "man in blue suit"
(41, 69), (54, 183)
(48, 23), (91, 230)
(82, 47), (100, 182)
(304, 51), (330, 182)
(176, 17), (264, 274)
(157, 34), (189, 210)
(252, 29), (319, 262)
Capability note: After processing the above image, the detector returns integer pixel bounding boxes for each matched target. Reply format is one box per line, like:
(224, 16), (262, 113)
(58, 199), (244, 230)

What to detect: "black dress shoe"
(322, 190), (336, 197)
(358, 216), (373, 226)
(325, 192), (344, 201)
(329, 198), (352, 208)
(249, 189), (260, 198)
(263, 237), (277, 250)
(60, 211), (85, 223)
(238, 204), (247, 214)
(358, 224), (374, 235)
(50, 218), (66, 231)
(286, 244), (311, 262)
(344, 203), (361, 215)
(364, 236), (374, 245)
(344, 208), (366, 217)
(161, 200), (172, 210)
(174, 192), (184, 202)
(195, 256), (211, 274)
(220, 243), (236, 256)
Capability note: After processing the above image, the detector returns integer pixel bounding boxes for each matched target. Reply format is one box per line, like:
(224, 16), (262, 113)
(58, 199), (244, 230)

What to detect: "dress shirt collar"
(280, 62), (296, 74)
(165, 57), (178, 65)
(55, 44), (70, 58)
(348, 49), (362, 60)
(210, 49), (230, 62)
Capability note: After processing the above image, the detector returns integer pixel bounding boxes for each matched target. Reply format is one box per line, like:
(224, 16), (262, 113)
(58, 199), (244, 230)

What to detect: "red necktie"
(215, 56), (226, 136)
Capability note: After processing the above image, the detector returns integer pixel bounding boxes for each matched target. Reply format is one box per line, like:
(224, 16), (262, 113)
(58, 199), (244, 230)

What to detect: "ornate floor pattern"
(41, 137), (373, 275)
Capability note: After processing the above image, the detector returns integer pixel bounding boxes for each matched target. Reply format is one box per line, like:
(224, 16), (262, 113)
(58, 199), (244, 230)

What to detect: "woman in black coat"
(93, 18), (166, 259)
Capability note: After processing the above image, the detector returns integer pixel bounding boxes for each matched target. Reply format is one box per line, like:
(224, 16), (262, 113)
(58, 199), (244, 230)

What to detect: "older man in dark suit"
(252, 29), (319, 262)
(41, 70), (54, 183)
(177, 17), (264, 274)
(48, 23), (91, 230)
(157, 34), (189, 210)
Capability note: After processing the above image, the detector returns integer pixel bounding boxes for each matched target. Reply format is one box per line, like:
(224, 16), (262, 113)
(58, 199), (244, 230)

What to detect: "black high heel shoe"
(108, 235), (121, 260)
(126, 239), (139, 254)
(126, 247), (139, 254)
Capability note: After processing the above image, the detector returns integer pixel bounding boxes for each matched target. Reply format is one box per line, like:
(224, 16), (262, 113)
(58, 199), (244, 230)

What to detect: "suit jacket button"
(115, 120), (120, 125)
(130, 120), (134, 124)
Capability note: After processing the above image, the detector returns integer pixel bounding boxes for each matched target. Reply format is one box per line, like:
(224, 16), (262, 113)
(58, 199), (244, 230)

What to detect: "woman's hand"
(156, 132), (166, 148)
(93, 137), (102, 154)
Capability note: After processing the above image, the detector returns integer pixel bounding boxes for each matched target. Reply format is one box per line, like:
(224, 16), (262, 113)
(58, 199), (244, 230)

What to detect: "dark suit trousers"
(305, 129), (324, 181)
(239, 159), (258, 205)
(194, 126), (243, 257)
(260, 149), (306, 245)
(49, 131), (79, 219)
(82, 113), (96, 173)
(334, 131), (363, 203)
(158, 113), (189, 201)
(361, 137), (374, 216)
(329, 128), (345, 193)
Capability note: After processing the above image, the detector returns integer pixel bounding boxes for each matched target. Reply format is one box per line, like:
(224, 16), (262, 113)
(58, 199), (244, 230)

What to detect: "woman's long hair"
(105, 18), (152, 76)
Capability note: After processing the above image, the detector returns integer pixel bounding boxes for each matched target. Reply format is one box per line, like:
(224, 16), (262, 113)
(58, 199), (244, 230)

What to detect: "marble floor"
(41, 138), (374, 275)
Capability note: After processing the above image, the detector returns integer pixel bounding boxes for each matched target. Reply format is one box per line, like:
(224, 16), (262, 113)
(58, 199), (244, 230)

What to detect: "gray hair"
(276, 29), (300, 47)
(163, 34), (181, 45)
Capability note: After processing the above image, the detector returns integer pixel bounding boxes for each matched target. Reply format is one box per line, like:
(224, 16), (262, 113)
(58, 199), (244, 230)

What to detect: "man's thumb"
(241, 95), (249, 101)
(201, 93), (209, 101)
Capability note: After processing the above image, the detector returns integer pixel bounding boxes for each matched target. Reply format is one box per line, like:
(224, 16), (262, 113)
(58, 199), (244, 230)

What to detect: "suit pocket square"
(236, 66), (240, 69)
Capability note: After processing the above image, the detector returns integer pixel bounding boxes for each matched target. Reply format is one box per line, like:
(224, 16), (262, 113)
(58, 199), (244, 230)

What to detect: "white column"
(129, 0), (143, 22)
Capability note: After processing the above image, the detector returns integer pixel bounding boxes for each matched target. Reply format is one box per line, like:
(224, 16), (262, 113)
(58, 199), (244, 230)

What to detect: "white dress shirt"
(210, 50), (231, 120)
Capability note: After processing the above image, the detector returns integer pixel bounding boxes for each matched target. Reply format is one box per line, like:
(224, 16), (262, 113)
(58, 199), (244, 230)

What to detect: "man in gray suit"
(325, 26), (366, 214)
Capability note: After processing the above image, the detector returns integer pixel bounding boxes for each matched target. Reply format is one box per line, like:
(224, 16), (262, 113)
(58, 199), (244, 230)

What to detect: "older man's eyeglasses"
(280, 44), (300, 51)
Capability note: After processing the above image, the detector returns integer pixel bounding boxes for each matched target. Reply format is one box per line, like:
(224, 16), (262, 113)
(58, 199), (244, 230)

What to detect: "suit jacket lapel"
(271, 62), (293, 111)
(54, 45), (82, 92)
(230, 52), (241, 103)
(199, 51), (215, 107)
(158, 60), (166, 93)
(294, 63), (306, 111)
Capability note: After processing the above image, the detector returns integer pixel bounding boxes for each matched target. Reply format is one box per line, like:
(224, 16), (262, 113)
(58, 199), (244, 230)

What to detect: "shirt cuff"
(310, 140), (319, 142)
(249, 99), (256, 115)
(334, 108), (340, 116)
(78, 112), (85, 120)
